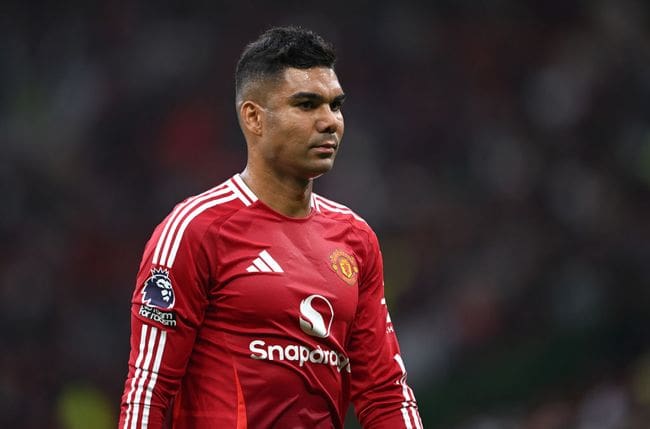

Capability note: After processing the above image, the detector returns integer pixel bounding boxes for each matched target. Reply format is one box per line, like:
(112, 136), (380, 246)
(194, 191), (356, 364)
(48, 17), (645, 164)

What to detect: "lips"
(310, 143), (337, 157)
(313, 142), (337, 149)
(310, 138), (338, 150)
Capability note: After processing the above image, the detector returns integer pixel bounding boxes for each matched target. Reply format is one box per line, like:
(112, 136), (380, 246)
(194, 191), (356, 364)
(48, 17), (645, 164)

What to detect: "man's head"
(235, 27), (345, 181)
(235, 26), (336, 108)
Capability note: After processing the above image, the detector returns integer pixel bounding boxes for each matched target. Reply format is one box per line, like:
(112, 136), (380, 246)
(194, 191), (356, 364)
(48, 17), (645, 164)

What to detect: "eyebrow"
(289, 92), (346, 104)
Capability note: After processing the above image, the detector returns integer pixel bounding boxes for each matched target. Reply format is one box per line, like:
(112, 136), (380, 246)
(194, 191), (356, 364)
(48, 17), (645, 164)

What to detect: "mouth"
(310, 138), (339, 153)
(310, 144), (337, 157)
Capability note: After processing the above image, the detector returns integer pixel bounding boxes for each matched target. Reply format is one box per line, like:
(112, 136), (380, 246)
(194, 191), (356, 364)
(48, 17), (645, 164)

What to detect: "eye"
(298, 101), (315, 110)
(330, 101), (343, 112)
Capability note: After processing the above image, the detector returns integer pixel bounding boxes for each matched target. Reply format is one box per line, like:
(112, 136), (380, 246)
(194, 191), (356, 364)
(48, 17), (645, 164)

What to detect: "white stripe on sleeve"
(152, 184), (229, 265)
(140, 330), (167, 429)
(156, 187), (233, 267)
(165, 193), (238, 267)
(394, 354), (421, 429)
(129, 327), (159, 429)
(123, 325), (149, 429)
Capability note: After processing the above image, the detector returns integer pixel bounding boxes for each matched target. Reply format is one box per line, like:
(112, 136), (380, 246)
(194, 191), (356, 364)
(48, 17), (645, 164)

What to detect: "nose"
(316, 105), (341, 134)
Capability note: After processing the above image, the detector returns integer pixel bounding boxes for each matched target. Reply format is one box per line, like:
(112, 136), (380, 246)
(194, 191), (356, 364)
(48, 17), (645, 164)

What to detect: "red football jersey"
(119, 174), (422, 429)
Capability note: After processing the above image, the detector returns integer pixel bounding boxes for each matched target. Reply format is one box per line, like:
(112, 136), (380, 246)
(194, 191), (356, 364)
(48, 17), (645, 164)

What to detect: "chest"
(208, 216), (362, 341)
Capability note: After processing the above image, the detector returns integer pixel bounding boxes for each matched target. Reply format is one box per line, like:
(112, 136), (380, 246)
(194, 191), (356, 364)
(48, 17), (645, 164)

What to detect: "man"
(119, 26), (422, 429)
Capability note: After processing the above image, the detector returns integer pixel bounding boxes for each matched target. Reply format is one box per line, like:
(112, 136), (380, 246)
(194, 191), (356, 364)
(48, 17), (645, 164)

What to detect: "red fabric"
(119, 175), (421, 429)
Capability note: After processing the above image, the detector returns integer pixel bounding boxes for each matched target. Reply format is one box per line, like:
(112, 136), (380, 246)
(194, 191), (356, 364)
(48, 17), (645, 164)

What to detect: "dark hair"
(235, 26), (336, 102)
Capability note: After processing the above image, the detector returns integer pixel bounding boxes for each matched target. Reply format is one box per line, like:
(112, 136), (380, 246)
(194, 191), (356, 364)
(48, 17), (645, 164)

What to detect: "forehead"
(276, 67), (343, 97)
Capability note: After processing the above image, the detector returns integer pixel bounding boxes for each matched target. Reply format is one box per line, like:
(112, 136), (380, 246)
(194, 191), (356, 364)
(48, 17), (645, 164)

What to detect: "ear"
(240, 101), (263, 136)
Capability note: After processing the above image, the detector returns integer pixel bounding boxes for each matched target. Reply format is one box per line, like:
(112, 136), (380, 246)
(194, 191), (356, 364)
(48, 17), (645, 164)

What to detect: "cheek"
(269, 112), (304, 133)
(283, 123), (310, 145)
(265, 118), (307, 154)
(286, 118), (316, 141)
(266, 116), (298, 141)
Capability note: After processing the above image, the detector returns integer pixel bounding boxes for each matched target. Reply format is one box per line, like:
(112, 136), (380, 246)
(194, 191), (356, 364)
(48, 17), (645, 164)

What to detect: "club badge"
(329, 249), (359, 286)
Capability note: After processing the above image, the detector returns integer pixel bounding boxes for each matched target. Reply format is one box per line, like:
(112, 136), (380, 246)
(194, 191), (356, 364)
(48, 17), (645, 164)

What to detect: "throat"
(240, 170), (313, 218)
(274, 194), (312, 218)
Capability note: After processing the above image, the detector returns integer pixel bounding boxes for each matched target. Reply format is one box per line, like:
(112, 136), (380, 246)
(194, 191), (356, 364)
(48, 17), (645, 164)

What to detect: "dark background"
(2, 1), (650, 428)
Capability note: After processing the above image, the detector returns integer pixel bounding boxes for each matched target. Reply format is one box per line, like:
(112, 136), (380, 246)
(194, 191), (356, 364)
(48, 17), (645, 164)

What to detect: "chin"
(307, 161), (335, 179)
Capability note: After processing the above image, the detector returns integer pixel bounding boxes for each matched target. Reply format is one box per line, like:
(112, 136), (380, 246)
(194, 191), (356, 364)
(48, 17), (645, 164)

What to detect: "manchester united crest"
(329, 249), (359, 286)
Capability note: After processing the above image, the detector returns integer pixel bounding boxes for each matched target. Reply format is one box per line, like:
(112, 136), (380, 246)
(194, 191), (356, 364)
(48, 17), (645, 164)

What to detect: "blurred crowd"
(1, 1), (650, 428)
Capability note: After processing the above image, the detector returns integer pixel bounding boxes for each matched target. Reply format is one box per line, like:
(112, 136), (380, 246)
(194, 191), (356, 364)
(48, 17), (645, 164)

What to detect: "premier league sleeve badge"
(138, 268), (178, 328)
(142, 268), (176, 309)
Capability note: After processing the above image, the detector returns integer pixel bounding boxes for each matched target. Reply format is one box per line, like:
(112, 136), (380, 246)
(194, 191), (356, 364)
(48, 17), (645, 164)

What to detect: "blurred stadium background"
(2, 1), (650, 428)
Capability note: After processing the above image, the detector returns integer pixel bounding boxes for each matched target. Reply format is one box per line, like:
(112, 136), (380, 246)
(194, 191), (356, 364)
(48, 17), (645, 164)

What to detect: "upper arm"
(347, 228), (421, 429)
(120, 214), (212, 429)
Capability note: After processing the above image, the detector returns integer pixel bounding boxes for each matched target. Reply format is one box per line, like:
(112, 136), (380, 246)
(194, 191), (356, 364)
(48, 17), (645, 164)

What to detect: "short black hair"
(235, 26), (337, 104)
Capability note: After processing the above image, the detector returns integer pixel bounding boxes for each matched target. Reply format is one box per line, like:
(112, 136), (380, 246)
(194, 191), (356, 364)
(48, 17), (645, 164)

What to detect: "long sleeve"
(348, 228), (423, 429)
(119, 211), (211, 429)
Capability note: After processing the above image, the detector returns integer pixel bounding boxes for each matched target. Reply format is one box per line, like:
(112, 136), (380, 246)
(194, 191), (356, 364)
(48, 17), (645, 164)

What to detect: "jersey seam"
(196, 200), (253, 291)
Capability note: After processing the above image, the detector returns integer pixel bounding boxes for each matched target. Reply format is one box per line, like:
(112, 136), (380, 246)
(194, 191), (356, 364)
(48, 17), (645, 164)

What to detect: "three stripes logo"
(246, 250), (284, 273)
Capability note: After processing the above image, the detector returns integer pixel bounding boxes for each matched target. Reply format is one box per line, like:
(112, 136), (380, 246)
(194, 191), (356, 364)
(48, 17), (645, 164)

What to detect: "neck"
(239, 167), (313, 218)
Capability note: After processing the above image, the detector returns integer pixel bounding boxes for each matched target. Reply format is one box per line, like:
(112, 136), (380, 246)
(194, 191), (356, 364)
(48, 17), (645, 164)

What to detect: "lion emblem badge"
(142, 268), (175, 309)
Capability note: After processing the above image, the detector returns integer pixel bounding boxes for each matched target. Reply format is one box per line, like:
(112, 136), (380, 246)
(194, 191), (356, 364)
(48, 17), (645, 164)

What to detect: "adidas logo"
(246, 250), (284, 273)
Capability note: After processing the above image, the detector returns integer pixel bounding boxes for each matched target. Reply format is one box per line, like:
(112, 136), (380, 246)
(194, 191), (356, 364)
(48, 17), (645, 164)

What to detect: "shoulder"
(170, 177), (253, 224)
(149, 176), (252, 268)
(313, 193), (383, 271)
(312, 192), (374, 235)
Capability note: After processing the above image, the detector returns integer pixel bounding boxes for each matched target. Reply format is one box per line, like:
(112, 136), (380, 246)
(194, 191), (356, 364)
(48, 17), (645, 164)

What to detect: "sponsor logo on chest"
(249, 294), (351, 373)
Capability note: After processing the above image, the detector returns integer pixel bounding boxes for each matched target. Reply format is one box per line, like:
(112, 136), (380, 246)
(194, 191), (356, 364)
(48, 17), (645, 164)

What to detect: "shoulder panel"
(152, 178), (252, 269)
